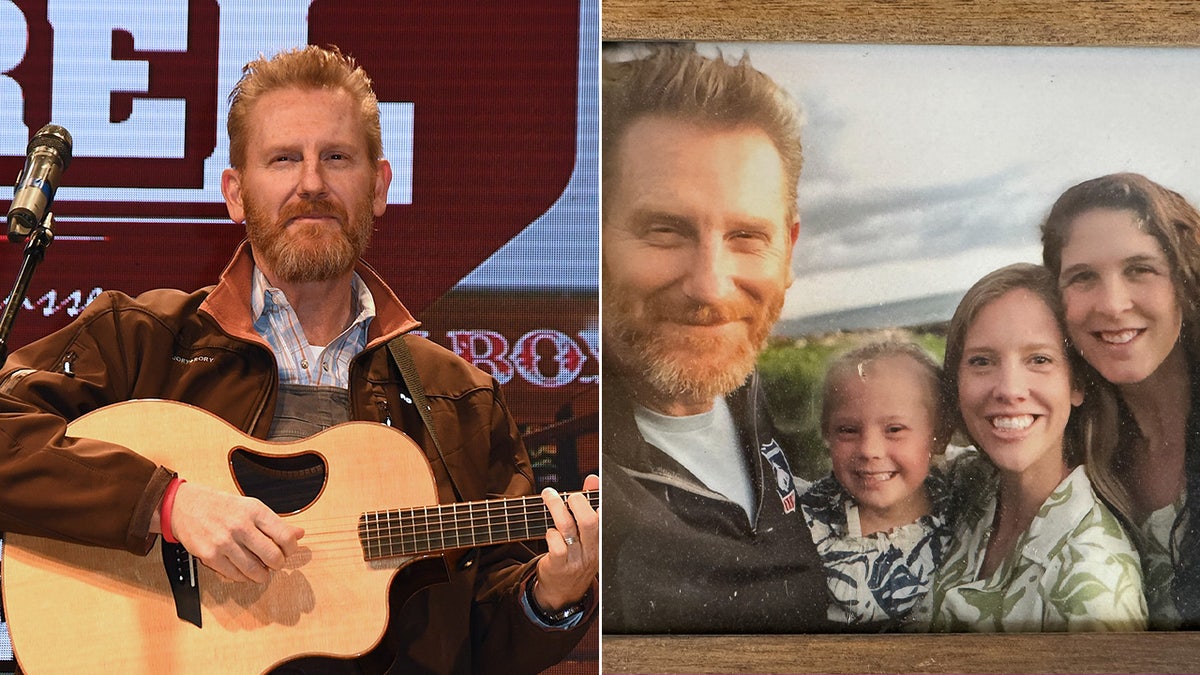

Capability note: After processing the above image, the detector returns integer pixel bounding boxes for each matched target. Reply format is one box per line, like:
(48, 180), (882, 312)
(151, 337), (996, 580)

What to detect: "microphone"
(7, 124), (73, 242)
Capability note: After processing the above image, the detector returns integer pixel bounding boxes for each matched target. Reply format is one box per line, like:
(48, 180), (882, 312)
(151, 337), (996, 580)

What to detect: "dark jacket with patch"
(602, 369), (830, 633)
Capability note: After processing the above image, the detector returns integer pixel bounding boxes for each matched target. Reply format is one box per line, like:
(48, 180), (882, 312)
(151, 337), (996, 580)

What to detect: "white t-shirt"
(633, 397), (755, 519)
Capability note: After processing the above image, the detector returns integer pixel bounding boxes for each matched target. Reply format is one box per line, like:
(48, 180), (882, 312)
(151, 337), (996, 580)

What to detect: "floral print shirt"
(1133, 497), (1185, 630)
(921, 453), (1147, 633)
(799, 470), (951, 630)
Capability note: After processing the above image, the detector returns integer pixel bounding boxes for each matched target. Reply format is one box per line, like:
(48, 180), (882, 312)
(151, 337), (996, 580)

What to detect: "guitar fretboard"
(356, 490), (599, 560)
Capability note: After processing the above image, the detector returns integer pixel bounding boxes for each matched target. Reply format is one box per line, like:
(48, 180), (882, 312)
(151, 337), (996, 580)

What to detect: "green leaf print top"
(920, 451), (1148, 632)
(1132, 497), (1184, 630)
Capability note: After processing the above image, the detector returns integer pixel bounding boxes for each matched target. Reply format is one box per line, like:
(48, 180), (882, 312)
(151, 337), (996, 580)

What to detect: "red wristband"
(160, 477), (185, 544)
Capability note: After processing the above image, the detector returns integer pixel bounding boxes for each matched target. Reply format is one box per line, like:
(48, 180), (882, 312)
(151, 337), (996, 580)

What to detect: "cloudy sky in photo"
(643, 43), (1200, 329)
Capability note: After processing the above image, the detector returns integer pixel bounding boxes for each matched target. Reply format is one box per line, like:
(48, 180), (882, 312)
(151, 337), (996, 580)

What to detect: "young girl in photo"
(799, 341), (952, 630)
(924, 263), (1146, 632)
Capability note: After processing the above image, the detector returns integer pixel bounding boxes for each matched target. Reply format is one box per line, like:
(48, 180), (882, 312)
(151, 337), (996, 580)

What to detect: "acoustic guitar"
(1, 399), (596, 674)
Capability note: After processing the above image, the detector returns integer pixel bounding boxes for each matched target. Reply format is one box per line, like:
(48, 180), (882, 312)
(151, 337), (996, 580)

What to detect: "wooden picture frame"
(600, 2), (1200, 673)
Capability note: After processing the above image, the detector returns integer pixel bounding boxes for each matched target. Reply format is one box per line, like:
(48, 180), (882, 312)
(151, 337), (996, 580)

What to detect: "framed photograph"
(601, 2), (1200, 673)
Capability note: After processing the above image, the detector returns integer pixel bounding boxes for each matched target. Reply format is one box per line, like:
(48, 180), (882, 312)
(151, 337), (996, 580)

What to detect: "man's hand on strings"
(163, 481), (305, 583)
(532, 473), (599, 612)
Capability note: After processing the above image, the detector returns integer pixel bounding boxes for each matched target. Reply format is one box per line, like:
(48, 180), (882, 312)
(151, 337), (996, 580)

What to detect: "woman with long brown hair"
(1041, 172), (1200, 628)
(923, 263), (1144, 632)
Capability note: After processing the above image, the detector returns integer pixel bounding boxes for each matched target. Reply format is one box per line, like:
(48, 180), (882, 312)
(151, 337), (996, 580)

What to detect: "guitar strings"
(256, 490), (599, 564)
(274, 491), (598, 534)
(357, 492), (599, 558)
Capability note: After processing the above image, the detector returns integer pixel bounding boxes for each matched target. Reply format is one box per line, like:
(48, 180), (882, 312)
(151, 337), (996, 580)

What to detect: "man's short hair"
(602, 44), (803, 223)
(227, 44), (382, 169)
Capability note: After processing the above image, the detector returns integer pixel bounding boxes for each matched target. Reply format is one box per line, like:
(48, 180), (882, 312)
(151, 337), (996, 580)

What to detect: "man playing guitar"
(0, 45), (597, 674)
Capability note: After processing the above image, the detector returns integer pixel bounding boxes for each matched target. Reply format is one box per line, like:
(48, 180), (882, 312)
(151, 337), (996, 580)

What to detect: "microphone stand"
(0, 213), (55, 364)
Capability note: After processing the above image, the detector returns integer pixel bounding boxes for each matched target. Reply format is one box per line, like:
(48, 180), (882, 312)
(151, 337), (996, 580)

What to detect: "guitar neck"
(357, 489), (598, 560)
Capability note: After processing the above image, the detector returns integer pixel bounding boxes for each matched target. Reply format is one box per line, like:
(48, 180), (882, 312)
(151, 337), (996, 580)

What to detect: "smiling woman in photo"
(1042, 172), (1200, 629)
(921, 263), (1146, 632)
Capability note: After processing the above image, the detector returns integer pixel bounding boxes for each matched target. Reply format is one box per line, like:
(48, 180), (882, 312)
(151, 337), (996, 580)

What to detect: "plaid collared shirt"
(250, 266), (375, 388)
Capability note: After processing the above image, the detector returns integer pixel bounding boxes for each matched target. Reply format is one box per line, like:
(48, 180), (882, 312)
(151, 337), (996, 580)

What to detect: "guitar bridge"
(161, 541), (202, 628)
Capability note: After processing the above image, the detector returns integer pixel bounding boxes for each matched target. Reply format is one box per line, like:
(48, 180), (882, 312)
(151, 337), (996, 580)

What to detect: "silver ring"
(562, 536), (577, 546)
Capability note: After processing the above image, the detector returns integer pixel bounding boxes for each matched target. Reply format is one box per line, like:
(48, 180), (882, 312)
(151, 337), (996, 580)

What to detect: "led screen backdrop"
(0, 1), (598, 670)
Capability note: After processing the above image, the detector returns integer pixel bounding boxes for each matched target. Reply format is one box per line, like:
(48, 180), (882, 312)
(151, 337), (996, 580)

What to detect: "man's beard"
(244, 194), (374, 283)
(604, 283), (784, 404)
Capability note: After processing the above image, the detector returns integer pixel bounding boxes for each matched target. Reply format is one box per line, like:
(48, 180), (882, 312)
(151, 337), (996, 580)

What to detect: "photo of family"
(601, 41), (1200, 640)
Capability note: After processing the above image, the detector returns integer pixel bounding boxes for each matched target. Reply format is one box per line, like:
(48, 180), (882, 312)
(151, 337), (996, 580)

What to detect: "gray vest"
(268, 383), (352, 441)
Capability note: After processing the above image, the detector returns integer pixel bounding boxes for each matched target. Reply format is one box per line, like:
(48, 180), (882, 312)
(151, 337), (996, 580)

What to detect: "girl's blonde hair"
(821, 340), (950, 453)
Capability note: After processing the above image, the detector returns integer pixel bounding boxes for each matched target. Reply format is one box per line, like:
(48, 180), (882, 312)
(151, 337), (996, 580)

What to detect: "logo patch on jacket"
(759, 439), (797, 514)
(171, 355), (216, 364)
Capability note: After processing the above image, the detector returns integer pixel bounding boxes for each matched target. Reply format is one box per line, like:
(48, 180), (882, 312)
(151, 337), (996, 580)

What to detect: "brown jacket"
(0, 241), (593, 674)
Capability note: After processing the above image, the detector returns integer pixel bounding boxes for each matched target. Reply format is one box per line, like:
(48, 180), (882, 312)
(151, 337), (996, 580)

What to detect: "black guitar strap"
(387, 334), (465, 502)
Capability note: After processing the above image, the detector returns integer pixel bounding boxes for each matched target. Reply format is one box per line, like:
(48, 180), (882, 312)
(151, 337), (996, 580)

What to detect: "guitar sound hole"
(230, 448), (327, 514)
